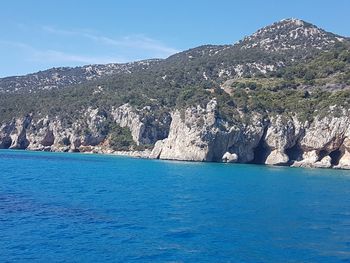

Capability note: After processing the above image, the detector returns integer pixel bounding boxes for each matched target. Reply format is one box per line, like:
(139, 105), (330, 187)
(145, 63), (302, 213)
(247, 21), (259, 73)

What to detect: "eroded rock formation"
(1, 100), (350, 170)
(151, 100), (350, 169)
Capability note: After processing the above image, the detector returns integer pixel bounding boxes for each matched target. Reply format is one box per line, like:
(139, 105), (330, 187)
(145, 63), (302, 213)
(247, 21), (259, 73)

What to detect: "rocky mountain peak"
(238, 18), (346, 52)
(280, 18), (307, 27)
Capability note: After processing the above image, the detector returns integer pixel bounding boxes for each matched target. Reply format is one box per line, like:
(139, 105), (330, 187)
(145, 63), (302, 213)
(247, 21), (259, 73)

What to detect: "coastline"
(3, 147), (350, 171)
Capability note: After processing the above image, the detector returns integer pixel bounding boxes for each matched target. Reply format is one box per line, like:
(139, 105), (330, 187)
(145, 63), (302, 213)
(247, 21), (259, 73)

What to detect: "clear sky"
(1, 0), (349, 77)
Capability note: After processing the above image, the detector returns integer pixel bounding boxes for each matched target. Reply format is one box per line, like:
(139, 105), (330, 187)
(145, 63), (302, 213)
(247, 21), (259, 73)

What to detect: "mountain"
(238, 18), (346, 52)
(0, 59), (160, 93)
(1, 18), (350, 170)
(2, 18), (347, 94)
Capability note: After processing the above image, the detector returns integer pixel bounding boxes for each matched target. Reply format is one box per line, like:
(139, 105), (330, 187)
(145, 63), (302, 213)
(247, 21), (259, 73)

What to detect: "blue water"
(1, 150), (350, 262)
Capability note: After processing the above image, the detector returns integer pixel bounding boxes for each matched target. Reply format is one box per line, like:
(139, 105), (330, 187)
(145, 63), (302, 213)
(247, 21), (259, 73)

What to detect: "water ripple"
(1, 149), (350, 262)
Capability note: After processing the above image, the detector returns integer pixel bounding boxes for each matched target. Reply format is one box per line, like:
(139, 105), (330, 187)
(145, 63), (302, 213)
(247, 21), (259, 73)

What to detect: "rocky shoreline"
(1, 100), (350, 170)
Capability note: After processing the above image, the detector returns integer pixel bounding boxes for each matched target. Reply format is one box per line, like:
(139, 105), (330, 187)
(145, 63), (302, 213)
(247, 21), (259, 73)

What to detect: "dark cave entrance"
(285, 143), (303, 164)
(318, 150), (328, 161)
(329, 149), (342, 166)
(251, 139), (270, 164)
(1, 137), (12, 149)
(316, 149), (342, 166)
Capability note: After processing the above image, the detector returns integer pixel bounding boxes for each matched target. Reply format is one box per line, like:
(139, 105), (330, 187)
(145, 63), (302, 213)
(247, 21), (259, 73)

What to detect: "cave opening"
(329, 149), (342, 166)
(3, 142), (11, 149)
(62, 137), (71, 146)
(318, 150), (328, 161)
(285, 143), (303, 163)
(251, 139), (270, 164)
(1, 137), (12, 149)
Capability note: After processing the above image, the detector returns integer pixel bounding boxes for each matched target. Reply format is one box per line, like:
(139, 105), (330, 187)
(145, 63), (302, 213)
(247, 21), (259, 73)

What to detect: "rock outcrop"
(111, 104), (171, 145)
(9, 116), (32, 149)
(1, 101), (350, 170)
(264, 116), (304, 165)
(0, 104), (170, 155)
(150, 101), (350, 169)
(151, 100), (266, 163)
(335, 138), (350, 169)
(151, 100), (220, 161)
(222, 152), (238, 163)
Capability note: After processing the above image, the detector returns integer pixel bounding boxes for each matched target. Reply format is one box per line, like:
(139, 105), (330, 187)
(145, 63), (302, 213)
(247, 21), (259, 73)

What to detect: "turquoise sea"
(1, 149), (350, 262)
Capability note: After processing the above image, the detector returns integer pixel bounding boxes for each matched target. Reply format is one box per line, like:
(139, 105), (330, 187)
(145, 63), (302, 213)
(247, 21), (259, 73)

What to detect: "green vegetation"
(226, 43), (350, 93)
(228, 87), (350, 122)
(271, 42), (350, 85)
(108, 123), (135, 151)
(176, 86), (211, 108)
(0, 36), (349, 129)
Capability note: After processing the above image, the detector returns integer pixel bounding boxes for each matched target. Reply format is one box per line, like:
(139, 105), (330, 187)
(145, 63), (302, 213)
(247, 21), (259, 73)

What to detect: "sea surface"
(1, 150), (350, 262)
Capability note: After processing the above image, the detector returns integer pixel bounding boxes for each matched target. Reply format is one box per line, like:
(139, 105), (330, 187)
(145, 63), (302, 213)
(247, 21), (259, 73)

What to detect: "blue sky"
(1, 0), (350, 77)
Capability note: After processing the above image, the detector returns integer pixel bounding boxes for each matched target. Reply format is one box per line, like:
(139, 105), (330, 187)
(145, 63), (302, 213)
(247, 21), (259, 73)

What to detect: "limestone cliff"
(1, 100), (350, 170)
(111, 104), (171, 145)
(150, 100), (266, 163)
(0, 105), (170, 155)
(151, 100), (350, 169)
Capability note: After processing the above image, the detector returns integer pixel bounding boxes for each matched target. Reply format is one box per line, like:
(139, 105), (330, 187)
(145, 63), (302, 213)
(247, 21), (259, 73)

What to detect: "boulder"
(222, 152), (238, 163)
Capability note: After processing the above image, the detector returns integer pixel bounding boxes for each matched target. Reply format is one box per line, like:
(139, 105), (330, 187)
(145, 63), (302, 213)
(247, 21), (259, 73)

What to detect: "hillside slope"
(1, 18), (350, 169)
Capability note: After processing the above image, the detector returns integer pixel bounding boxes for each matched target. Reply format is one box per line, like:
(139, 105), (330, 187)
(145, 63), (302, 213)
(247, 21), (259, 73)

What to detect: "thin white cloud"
(0, 25), (179, 70)
(0, 40), (33, 50)
(0, 40), (124, 64)
(41, 25), (179, 56)
(32, 50), (124, 64)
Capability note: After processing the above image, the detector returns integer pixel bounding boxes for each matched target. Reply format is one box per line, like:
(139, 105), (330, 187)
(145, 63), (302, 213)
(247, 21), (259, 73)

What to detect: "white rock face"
(1, 101), (350, 170)
(0, 105), (169, 155)
(300, 115), (349, 152)
(80, 108), (107, 146)
(264, 116), (304, 165)
(0, 120), (16, 149)
(314, 156), (332, 169)
(222, 152), (238, 163)
(9, 116), (31, 149)
(231, 114), (266, 163)
(111, 104), (144, 144)
(149, 102), (350, 169)
(265, 150), (289, 165)
(292, 150), (320, 168)
(151, 99), (265, 162)
(111, 104), (171, 145)
(151, 100), (218, 161)
(335, 138), (350, 169)
(336, 150), (350, 169)
(293, 114), (350, 169)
